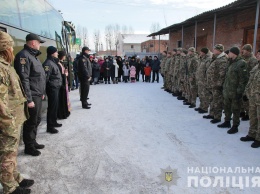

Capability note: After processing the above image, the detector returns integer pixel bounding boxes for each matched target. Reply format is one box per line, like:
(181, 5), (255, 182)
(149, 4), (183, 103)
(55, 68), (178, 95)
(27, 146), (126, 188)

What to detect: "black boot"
(210, 119), (221, 124)
(34, 142), (45, 149)
(203, 115), (214, 119)
(189, 104), (196, 108)
(241, 114), (249, 121)
(183, 99), (188, 102)
(240, 112), (246, 118)
(19, 179), (34, 188)
(10, 187), (31, 194)
(183, 102), (191, 105)
(24, 147), (41, 156)
(172, 92), (178, 97)
(217, 121), (231, 128)
(177, 96), (185, 100)
(47, 127), (59, 134)
(198, 109), (208, 114)
(240, 135), (255, 142)
(227, 125), (238, 134)
(53, 123), (62, 127)
(195, 108), (201, 111)
(251, 140), (260, 148)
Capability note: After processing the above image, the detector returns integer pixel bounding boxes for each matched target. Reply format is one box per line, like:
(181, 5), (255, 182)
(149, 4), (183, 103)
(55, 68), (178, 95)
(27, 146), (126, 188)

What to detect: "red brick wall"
(169, 7), (259, 52)
(141, 40), (169, 53)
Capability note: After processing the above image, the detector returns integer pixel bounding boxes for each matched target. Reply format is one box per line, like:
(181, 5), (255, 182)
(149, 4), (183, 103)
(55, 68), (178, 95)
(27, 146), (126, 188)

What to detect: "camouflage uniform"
(206, 52), (228, 120)
(168, 55), (176, 92)
(223, 56), (248, 126)
(241, 53), (258, 115)
(179, 54), (187, 98)
(245, 64), (260, 140)
(160, 55), (167, 87)
(164, 55), (173, 90)
(187, 51), (199, 105)
(173, 53), (181, 93)
(196, 53), (212, 111)
(0, 55), (27, 193)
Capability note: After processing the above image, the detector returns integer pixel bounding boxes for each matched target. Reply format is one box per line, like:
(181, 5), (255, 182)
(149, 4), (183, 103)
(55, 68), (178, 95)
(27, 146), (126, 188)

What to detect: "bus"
(0, 0), (76, 62)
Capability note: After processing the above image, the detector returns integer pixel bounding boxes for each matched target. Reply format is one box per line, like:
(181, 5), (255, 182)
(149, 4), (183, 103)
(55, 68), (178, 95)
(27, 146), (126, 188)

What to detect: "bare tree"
(122, 25), (128, 34)
(105, 25), (114, 51)
(150, 22), (161, 33)
(82, 27), (89, 47)
(93, 29), (101, 52)
(128, 26), (134, 34)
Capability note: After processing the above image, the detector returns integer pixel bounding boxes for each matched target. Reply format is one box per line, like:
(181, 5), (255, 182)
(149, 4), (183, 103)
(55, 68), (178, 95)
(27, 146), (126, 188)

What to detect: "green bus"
(0, 0), (76, 62)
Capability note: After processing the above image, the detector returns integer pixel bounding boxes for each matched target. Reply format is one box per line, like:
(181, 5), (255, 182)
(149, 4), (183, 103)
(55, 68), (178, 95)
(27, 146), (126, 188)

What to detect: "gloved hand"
(243, 95), (249, 102)
(236, 93), (243, 100)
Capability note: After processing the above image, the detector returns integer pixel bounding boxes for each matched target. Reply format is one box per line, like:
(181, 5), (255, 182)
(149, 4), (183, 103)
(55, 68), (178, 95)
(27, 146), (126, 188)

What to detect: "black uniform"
(42, 56), (62, 129)
(14, 44), (46, 149)
(78, 54), (92, 107)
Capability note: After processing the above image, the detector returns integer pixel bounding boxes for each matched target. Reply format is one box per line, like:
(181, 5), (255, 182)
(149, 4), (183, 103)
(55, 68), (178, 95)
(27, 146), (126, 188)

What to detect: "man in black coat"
(42, 46), (62, 134)
(78, 47), (92, 109)
(14, 33), (46, 156)
(152, 56), (161, 83)
(102, 57), (112, 84)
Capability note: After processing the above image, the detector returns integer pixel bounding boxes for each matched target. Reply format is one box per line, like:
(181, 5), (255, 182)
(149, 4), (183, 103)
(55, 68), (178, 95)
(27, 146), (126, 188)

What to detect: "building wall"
(169, 7), (260, 52)
(123, 43), (141, 53)
(141, 40), (169, 53)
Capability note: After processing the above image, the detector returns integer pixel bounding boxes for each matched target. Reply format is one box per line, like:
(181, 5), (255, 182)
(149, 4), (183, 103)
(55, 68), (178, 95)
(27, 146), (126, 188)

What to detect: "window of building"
(150, 44), (153, 48)
(131, 45), (134, 48)
(177, 40), (182, 48)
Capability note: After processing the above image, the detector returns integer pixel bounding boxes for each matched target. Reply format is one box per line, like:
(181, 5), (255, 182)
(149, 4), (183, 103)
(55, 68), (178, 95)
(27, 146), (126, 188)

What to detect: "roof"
(148, 0), (257, 37)
(122, 34), (151, 44)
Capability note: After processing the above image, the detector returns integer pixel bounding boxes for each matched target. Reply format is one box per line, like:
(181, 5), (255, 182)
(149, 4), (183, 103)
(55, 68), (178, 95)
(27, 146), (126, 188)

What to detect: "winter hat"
(177, 48), (182, 52)
(229, 47), (240, 56)
(242, 44), (252, 52)
(224, 50), (230, 55)
(0, 31), (14, 52)
(82, 46), (91, 53)
(214, 44), (224, 52)
(188, 47), (196, 52)
(201, 47), (209, 54)
(47, 46), (57, 55)
(89, 55), (93, 59)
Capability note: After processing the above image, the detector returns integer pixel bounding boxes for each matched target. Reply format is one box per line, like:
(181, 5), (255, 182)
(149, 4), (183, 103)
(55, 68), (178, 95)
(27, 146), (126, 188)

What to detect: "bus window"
(0, 0), (20, 28)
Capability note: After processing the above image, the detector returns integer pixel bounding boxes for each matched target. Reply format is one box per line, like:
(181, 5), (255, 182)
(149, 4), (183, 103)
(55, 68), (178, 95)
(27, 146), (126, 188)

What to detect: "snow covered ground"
(14, 79), (259, 194)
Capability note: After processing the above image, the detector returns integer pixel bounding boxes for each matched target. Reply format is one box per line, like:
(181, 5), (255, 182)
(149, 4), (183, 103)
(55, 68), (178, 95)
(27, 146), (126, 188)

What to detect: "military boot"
(210, 119), (221, 124)
(24, 146), (41, 156)
(177, 96), (185, 100)
(47, 127), (59, 134)
(227, 125), (238, 134)
(240, 112), (245, 118)
(251, 140), (260, 148)
(198, 109), (208, 114)
(19, 179), (34, 188)
(183, 102), (191, 106)
(10, 187), (31, 194)
(203, 115), (214, 119)
(194, 108), (201, 111)
(217, 121), (231, 128)
(241, 114), (249, 121)
(189, 104), (196, 108)
(240, 135), (255, 142)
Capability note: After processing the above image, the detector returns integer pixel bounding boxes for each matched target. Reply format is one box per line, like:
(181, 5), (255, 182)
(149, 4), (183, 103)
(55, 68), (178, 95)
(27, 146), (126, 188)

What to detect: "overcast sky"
(49, 0), (235, 49)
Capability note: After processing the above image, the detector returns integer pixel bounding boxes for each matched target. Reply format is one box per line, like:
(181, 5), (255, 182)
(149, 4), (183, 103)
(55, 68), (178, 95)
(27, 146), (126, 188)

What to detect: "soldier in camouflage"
(167, 49), (177, 93)
(164, 51), (173, 92)
(0, 31), (34, 194)
(217, 47), (248, 134)
(178, 50), (188, 101)
(240, 49), (260, 148)
(240, 44), (258, 121)
(204, 44), (228, 124)
(195, 48), (212, 114)
(172, 48), (182, 97)
(160, 51), (167, 89)
(185, 47), (199, 108)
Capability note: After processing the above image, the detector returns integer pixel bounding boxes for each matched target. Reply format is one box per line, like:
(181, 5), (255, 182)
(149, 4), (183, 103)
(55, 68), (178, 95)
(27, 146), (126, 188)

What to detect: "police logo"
(165, 172), (173, 182)
(44, 66), (50, 71)
(20, 58), (26, 65)
(82, 59), (86, 62)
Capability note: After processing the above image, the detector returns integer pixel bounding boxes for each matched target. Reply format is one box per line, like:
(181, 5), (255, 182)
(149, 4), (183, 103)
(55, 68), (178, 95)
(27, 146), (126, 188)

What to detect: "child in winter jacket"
(122, 62), (129, 83)
(130, 65), (136, 83)
(144, 64), (152, 82)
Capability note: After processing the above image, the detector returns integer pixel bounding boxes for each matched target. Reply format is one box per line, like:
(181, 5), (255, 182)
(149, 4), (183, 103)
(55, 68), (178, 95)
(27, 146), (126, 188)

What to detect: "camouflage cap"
(214, 44), (224, 52)
(242, 44), (252, 52)
(188, 47), (196, 52)
(0, 31), (14, 52)
(177, 48), (183, 52)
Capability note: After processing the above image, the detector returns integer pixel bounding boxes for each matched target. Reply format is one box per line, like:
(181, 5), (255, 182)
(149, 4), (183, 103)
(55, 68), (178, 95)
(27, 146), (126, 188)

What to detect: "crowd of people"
(1, 29), (260, 194)
(160, 44), (260, 149)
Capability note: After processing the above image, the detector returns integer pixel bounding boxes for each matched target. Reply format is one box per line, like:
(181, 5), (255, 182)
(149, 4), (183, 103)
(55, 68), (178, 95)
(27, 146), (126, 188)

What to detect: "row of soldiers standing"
(160, 43), (260, 148)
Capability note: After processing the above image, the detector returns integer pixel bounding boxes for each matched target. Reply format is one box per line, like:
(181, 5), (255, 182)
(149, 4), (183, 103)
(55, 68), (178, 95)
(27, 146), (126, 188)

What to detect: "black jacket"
(78, 54), (92, 81)
(102, 61), (112, 77)
(14, 44), (46, 103)
(152, 59), (161, 71)
(42, 56), (62, 89)
(92, 61), (100, 78)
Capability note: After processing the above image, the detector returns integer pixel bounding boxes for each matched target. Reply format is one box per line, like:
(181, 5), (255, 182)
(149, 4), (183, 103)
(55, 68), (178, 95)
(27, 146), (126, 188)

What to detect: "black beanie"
(201, 47), (209, 54)
(47, 46), (57, 55)
(229, 47), (240, 56)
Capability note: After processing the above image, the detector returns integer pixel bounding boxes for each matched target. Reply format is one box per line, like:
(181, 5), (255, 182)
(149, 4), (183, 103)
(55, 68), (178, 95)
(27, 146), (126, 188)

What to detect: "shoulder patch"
(20, 58), (27, 65)
(82, 59), (86, 62)
(44, 66), (50, 72)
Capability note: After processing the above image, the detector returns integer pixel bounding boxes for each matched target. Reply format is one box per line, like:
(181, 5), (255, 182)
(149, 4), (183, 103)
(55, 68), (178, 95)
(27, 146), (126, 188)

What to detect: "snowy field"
(14, 78), (259, 194)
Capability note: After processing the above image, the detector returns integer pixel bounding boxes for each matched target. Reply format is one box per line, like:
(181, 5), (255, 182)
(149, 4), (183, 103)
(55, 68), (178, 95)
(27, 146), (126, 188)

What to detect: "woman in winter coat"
(116, 56), (123, 82)
(122, 62), (130, 83)
(102, 57), (112, 84)
(112, 59), (119, 84)
(92, 58), (101, 85)
(98, 57), (104, 83)
(141, 58), (146, 82)
(130, 65), (136, 83)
